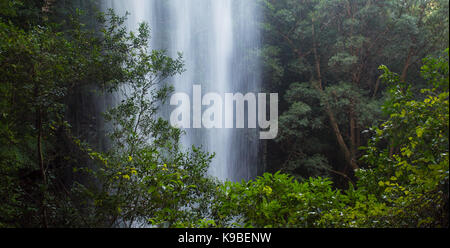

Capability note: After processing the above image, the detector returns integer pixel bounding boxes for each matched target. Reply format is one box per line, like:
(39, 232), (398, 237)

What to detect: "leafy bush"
(213, 172), (346, 228)
(209, 50), (449, 228)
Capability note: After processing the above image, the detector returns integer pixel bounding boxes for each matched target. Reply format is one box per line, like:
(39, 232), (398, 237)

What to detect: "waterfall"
(102, 0), (262, 182)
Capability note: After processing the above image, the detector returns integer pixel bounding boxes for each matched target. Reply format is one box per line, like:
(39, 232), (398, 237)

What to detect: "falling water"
(102, 0), (262, 182)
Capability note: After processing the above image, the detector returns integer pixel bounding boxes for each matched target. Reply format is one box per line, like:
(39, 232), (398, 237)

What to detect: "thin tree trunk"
(311, 21), (359, 171)
(401, 47), (414, 82)
(349, 108), (357, 162)
(34, 83), (48, 228)
(36, 109), (46, 184)
(372, 76), (381, 99)
(356, 125), (361, 151)
(33, 59), (48, 227)
(37, 108), (48, 228)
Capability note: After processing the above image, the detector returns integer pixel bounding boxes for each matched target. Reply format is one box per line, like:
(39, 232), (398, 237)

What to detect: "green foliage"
(260, 0), (449, 185)
(213, 172), (346, 228)
(0, 1), (448, 228)
(69, 17), (217, 226)
(0, 5), (109, 226)
(209, 50), (448, 228)
(0, 5), (216, 227)
(357, 49), (449, 227)
(276, 82), (332, 178)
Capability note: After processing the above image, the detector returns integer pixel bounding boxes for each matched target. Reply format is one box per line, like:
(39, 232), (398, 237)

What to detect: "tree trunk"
(33, 63), (48, 227)
(372, 76), (381, 99)
(311, 21), (359, 171)
(401, 47), (414, 82)
(349, 108), (357, 162)
(36, 107), (48, 228)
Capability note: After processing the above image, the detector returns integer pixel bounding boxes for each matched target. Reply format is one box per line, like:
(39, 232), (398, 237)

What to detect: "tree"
(211, 50), (448, 228)
(358, 49), (449, 227)
(0, 5), (105, 226)
(0, 5), (216, 227)
(70, 11), (217, 227)
(259, 0), (449, 184)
